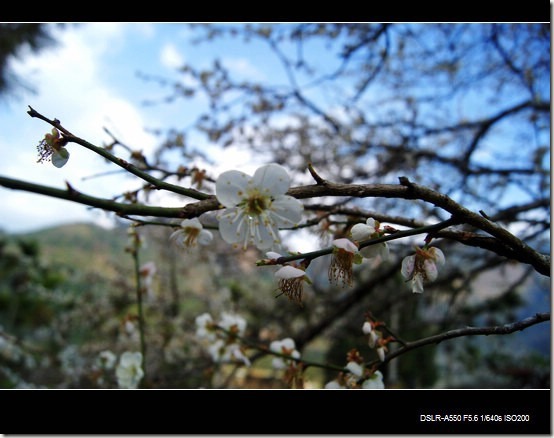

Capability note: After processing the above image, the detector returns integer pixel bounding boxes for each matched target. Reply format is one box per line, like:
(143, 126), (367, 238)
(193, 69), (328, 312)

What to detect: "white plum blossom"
(275, 265), (310, 305)
(115, 351), (144, 389)
(350, 218), (389, 260)
(215, 163), (303, 250)
(328, 238), (362, 287)
(169, 218), (213, 249)
(401, 246), (446, 293)
(361, 370), (385, 389)
(269, 337), (301, 369)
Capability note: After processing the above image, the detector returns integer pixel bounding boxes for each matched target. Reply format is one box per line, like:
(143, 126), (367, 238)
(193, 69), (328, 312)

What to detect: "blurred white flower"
(116, 351), (144, 389)
(169, 218), (213, 249)
(269, 337), (300, 369)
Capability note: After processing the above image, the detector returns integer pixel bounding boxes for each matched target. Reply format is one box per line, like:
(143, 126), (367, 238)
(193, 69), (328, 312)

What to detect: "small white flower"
(328, 238), (361, 287)
(361, 370), (385, 389)
(275, 265), (309, 305)
(169, 218), (213, 249)
(345, 361), (364, 378)
(215, 163), (303, 250)
(401, 246), (445, 293)
(269, 337), (300, 369)
(362, 321), (373, 335)
(116, 352), (144, 389)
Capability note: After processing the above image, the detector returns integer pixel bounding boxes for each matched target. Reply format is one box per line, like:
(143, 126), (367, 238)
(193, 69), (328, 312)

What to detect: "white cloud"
(160, 44), (185, 70)
(222, 57), (265, 81)
(0, 24), (158, 232)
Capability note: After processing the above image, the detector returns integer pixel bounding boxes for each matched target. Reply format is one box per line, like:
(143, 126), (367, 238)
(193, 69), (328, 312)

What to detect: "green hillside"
(11, 222), (136, 276)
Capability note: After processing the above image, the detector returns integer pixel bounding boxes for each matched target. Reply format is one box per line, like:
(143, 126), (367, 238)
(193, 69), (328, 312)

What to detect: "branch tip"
(308, 163), (326, 185)
(398, 176), (413, 187)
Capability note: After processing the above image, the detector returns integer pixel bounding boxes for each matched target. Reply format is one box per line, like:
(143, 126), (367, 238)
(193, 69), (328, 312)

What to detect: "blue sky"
(0, 23), (289, 234)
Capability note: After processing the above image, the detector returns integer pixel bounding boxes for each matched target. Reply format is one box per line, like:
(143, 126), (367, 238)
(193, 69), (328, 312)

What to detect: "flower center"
(183, 227), (201, 246)
(244, 193), (268, 216)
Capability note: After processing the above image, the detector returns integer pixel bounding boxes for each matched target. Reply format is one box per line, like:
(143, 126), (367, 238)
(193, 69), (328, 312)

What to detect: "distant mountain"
(9, 222), (134, 275)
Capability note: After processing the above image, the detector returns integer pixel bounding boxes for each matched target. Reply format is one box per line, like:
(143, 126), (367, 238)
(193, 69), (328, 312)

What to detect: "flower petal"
(401, 254), (416, 280)
(362, 321), (373, 335)
(412, 274), (425, 293)
(180, 218), (202, 230)
(350, 223), (372, 241)
(424, 259), (438, 281)
(269, 195), (303, 227)
(218, 208), (244, 245)
(215, 170), (251, 207)
(332, 238), (358, 253)
(275, 265), (305, 279)
(52, 148), (70, 168)
(280, 337), (296, 351)
(198, 229), (214, 245)
(430, 247), (445, 265)
(252, 163), (291, 196)
(345, 361), (363, 377)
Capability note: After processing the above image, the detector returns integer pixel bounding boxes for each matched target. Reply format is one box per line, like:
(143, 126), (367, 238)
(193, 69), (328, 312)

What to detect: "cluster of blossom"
(195, 312), (250, 366)
(324, 349), (385, 389)
(43, 152), (448, 297)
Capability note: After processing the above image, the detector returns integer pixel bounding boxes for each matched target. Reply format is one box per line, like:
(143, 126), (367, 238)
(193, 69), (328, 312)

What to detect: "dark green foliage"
(0, 23), (60, 98)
